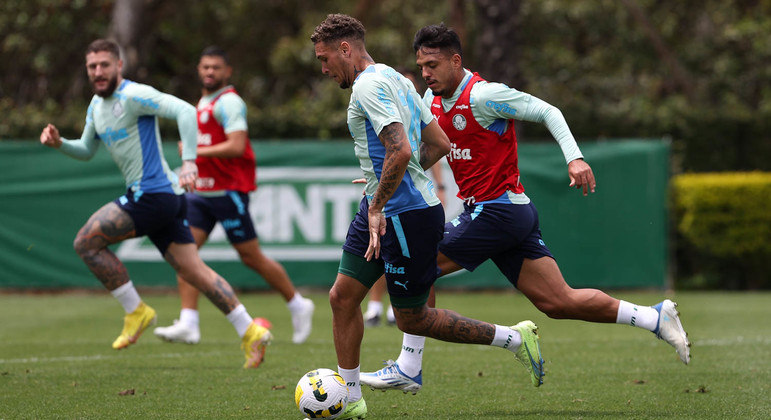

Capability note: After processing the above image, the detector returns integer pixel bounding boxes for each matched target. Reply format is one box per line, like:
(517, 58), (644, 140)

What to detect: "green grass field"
(1, 290), (769, 419)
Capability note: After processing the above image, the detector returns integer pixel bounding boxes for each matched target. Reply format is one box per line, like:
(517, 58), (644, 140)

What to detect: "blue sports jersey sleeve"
(125, 84), (198, 161)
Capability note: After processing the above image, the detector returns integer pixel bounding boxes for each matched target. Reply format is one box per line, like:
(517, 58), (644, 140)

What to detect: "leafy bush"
(672, 172), (771, 289)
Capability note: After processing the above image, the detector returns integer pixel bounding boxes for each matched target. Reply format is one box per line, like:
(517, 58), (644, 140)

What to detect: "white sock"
(365, 300), (383, 316)
(287, 292), (305, 312)
(226, 304), (252, 337)
(616, 300), (659, 332)
(395, 333), (425, 377)
(491, 324), (522, 353)
(110, 281), (141, 313)
(179, 308), (199, 329)
(386, 305), (395, 322)
(337, 365), (361, 402)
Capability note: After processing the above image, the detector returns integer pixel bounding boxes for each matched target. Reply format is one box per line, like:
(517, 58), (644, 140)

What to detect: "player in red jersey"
(153, 46), (314, 345)
(361, 24), (690, 393)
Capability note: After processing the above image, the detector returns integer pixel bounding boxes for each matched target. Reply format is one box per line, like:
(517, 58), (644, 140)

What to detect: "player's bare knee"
(237, 251), (262, 266)
(396, 319), (421, 335)
(175, 268), (197, 286)
(328, 285), (355, 311)
(73, 235), (97, 258)
(392, 308), (429, 335)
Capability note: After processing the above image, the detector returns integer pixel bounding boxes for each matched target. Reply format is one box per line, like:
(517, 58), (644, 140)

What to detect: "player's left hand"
(179, 160), (198, 192)
(365, 208), (387, 261)
(568, 158), (596, 196)
(352, 178), (367, 196)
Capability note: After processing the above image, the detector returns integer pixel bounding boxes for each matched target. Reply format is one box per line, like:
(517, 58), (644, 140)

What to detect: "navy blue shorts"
(439, 201), (554, 288)
(185, 192), (257, 244)
(342, 198), (444, 307)
(114, 189), (194, 255)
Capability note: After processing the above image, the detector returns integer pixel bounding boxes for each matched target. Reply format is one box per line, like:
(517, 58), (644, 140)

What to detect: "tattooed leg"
(165, 242), (239, 314)
(393, 306), (496, 345)
(200, 275), (239, 314)
(73, 202), (136, 290)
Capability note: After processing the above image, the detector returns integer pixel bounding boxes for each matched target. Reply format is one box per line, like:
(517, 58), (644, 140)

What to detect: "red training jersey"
(432, 73), (524, 203)
(195, 87), (256, 193)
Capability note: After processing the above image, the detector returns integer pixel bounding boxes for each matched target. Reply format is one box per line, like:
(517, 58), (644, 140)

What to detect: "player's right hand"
(40, 124), (62, 148)
(179, 160), (198, 192)
(364, 208), (387, 261)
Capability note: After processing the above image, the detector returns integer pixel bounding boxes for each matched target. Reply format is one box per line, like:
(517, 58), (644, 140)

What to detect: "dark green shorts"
(338, 250), (430, 308)
(338, 199), (443, 308)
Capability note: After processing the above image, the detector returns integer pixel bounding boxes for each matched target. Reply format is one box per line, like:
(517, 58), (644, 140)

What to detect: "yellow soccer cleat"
(112, 302), (157, 350)
(242, 322), (273, 368)
(338, 398), (367, 419)
(511, 320), (545, 387)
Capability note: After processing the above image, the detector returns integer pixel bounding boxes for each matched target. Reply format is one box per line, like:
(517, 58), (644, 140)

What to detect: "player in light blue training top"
(312, 14), (543, 419)
(347, 63), (439, 215)
(39, 39), (272, 368)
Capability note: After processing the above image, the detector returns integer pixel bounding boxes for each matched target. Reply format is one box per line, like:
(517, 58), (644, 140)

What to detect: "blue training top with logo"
(58, 79), (198, 195)
(347, 63), (439, 217)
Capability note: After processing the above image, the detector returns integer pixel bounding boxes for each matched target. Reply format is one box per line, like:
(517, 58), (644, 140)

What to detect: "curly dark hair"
(86, 39), (121, 58)
(413, 23), (462, 58)
(311, 14), (366, 44)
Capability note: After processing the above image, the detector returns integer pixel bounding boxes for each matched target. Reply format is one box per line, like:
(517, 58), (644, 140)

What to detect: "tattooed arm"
(364, 122), (412, 260)
(370, 122), (412, 211)
(418, 120), (451, 171)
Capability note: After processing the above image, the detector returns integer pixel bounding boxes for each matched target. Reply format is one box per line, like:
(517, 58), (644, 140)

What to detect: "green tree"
(2, 0), (769, 172)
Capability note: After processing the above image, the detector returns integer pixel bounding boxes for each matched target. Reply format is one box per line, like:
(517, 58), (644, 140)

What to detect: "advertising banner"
(0, 139), (669, 290)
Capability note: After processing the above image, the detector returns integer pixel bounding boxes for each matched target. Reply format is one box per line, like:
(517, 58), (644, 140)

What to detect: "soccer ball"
(295, 368), (349, 419)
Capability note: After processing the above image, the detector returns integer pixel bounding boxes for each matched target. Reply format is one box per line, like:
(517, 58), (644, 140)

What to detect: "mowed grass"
(1, 290), (769, 419)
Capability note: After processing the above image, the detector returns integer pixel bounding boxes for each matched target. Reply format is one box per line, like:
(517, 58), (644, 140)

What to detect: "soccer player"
(153, 46), (315, 345)
(363, 67), (447, 329)
(39, 39), (271, 368)
(312, 15), (545, 419)
(360, 23), (691, 393)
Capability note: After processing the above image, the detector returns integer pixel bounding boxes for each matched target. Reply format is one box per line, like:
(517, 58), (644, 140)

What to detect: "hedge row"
(671, 172), (771, 289)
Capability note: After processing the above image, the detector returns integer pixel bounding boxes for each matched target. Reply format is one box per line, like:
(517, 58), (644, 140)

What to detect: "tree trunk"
(448, 0), (468, 49)
(353, 0), (377, 24)
(472, 0), (525, 90)
(620, 0), (694, 99)
(109, 0), (148, 78)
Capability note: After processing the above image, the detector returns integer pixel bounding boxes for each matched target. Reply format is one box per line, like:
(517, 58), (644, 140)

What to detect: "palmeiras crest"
(452, 114), (467, 131)
(112, 101), (124, 118)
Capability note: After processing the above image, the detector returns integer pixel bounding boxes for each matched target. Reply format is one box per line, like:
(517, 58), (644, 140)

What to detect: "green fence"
(0, 139), (669, 290)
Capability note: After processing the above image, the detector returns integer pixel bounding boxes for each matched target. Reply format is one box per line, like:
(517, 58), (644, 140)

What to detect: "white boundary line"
(0, 350), (230, 365)
(2, 336), (766, 365)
